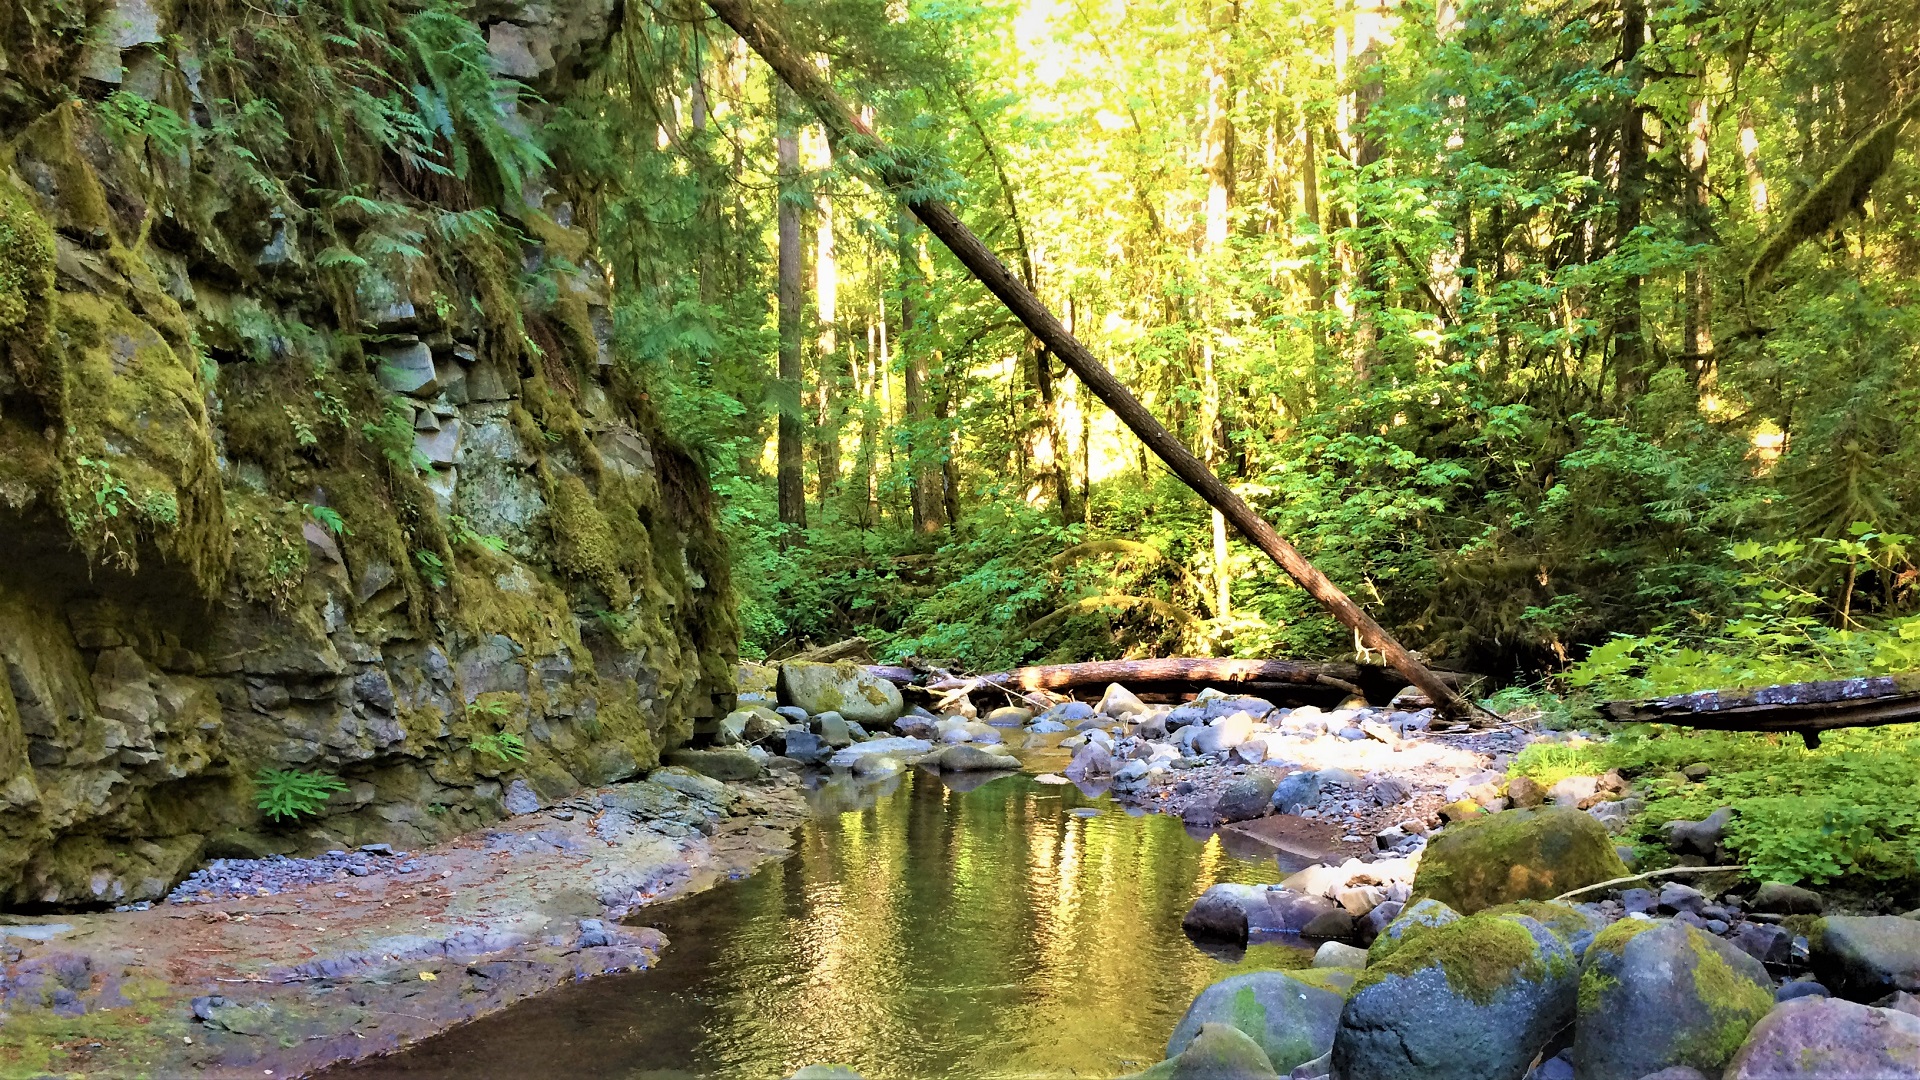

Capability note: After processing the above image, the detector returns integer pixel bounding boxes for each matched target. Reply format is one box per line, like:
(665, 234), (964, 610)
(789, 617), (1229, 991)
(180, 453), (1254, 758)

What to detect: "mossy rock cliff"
(0, 0), (735, 908)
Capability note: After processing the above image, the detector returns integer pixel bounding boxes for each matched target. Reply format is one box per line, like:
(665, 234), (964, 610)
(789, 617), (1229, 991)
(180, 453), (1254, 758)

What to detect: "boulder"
(826, 736), (932, 770)
(1214, 773), (1277, 824)
(1663, 807), (1734, 858)
(1272, 771), (1324, 815)
(1548, 775), (1600, 807)
(1165, 972), (1346, 1074)
(780, 661), (904, 725)
(1410, 806), (1628, 914)
(1193, 711), (1258, 755)
(1812, 916), (1920, 1001)
(1065, 742), (1113, 781)
(1506, 775), (1546, 808)
(1097, 683), (1151, 719)
(1752, 882), (1823, 915)
(1183, 885), (1343, 941)
(1572, 920), (1775, 1080)
(783, 728), (829, 765)
(1332, 913), (1579, 1080)
(1168, 694), (1275, 728)
(1724, 996), (1920, 1078)
(935, 744), (1020, 772)
(984, 706), (1033, 727)
(1313, 941), (1369, 969)
(662, 748), (763, 781)
(1367, 898), (1462, 964)
(1127, 1022), (1279, 1080)
(814, 711), (854, 748)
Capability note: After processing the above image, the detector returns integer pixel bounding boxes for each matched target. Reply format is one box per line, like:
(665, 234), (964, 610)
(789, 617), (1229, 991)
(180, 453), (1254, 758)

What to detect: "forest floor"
(0, 769), (807, 1080)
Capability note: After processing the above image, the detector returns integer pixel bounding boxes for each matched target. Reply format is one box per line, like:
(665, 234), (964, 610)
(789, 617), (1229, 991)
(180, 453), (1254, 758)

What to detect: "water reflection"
(346, 769), (1308, 1080)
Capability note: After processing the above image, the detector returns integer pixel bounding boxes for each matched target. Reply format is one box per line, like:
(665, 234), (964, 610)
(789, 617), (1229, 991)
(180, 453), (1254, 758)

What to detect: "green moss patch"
(1354, 913), (1551, 1007)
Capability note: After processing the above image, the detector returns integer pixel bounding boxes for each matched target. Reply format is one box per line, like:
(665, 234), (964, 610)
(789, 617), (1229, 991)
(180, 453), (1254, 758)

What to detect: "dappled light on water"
(347, 770), (1305, 1079)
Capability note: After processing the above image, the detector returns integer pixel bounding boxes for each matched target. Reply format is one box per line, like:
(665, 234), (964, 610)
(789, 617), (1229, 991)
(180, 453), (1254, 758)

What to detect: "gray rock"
(780, 661), (904, 724)
(662, 748), (762, 781)
(1027, 719), (1068, 734)
(1065, 742), (1112, 781)
(1096, 683), (1150, 719)
(1724, 996), (1920, 1078)
(1312, 941), (1368, 969)
(1633, 1070), (1709, 1080)
(1300, 908), (1354, 940)
(1812, 916), (1920, 1001)
(1044, 700), (1096, 722)
(1167, 971), (1346, 1074)
(814, 711), (853, 748)
(1657, 882), (1709, 916)
(1572, 920), (1775, 1080)
(1333, 913), (1578, 1080)
(1215, 773), (1278, 823)
(775, 705), (810, 727)
(1357, 900), (1404, 946)
(1272, 771), (1324, 815)
(1775, 980), (1830, 1003)
(375, 340), (439, 396)
(1663, 807), (1733, 858)
(1547, 775), (1600, 806)
(784, 728), (828, 765)
(935, 744), (1019, 772)
(1193, 711), (1258, 755)
(826, 736), (931, 770)
(1168, 696), (1275, 729)
(502, 779), (541, 815)
(1733, 922), (1794, 967)
(1752, 881), (1823, 915)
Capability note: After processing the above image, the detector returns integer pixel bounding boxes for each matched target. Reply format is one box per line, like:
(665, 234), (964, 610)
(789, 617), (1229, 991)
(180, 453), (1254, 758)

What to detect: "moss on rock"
(1353, 912), (1551, 1007)
(1411, 806), (1628, 914)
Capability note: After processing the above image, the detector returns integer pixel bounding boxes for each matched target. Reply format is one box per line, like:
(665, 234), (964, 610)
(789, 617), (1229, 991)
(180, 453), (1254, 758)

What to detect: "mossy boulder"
(1572, 919), (1775, 1080)
(779, 661), (903, 725)
(1366, 897), (1461, 965)
(1411, 806), (1627, 914)
(1127, 1022), (1279, 1080)
(1724, 996), (1920, 1079)
(1333, 912), (1578, 1080)
(1165, 971), (1346, 1074)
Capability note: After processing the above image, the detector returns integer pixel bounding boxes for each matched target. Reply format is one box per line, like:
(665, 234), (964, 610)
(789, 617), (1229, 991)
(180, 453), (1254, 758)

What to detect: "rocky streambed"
(0, 767), (805, 1078)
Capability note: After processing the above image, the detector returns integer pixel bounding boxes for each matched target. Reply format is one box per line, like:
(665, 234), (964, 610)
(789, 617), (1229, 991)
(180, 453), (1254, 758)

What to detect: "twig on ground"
(1551, 864), (1748, 903)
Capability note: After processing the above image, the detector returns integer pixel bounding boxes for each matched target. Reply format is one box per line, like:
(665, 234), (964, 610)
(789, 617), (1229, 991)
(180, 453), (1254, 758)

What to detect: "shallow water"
(345, 768), (1309, 1079)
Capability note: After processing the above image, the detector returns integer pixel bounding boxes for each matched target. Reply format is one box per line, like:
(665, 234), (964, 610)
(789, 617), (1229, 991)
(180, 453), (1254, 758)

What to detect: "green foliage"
(254, 768), (347, 822)
(1509, 741), (1609, 787)
(303, 503), (349, 537)
(470, 731), (528, 763)
(414, 548), (448, 588)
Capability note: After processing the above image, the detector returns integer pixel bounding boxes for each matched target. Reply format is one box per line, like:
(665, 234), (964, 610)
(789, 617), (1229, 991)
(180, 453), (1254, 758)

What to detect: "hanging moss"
(0, 172), (55, 350)
(1747, 97), (1920, 295)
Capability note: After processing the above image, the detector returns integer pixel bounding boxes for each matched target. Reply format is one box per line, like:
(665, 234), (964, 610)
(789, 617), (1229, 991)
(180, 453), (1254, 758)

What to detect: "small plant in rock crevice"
(254, 768), (348, 822)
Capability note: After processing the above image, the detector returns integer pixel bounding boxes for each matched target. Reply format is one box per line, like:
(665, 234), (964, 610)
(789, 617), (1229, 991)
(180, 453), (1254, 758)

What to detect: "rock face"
(1332, 913), (1578, 1080)
(1572, 920), (1775, 1080)
(0, 0), (734, 908)
(778, 662), (904, 725)
(1811, 916), (1920, 1000)
(1165, 971), (1346, 1074)
(1725, 997), (1920, 1078)
(1411, 806), (1628, 914)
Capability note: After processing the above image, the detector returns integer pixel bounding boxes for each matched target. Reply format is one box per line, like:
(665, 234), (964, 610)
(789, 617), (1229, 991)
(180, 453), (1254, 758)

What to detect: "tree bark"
(898, 207), (946, 534)
(1201, 3), (1235, 621)
(1613, 0), (1648, 396)
(1685, 93), (1714, 380)
(811, 122), (841, 511)
(775, 83), (807, 539)
(705, 0), (1474, 719)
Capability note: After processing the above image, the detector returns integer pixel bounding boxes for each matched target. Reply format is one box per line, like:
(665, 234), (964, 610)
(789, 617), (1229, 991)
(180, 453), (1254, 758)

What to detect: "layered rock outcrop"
(0, 0), (736, 906)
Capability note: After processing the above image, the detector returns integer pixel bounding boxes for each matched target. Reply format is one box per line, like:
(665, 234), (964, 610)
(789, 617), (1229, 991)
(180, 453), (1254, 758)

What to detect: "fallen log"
(1599, 673), (1920, 748)
(701, 0), (1477, 723)
(921, 657), (1456, 705)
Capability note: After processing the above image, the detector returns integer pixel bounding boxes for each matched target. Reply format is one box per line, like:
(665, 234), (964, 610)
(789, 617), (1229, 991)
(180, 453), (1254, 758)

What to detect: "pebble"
(168, 850), (417, 904)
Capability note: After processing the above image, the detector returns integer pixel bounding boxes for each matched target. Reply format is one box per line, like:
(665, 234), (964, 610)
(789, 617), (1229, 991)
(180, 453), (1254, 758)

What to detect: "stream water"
(345, 767), (1310, 1079)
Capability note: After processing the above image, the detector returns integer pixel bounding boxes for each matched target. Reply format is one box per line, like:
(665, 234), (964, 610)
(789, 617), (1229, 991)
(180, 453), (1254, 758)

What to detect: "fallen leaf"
(417, 971), (437, 981)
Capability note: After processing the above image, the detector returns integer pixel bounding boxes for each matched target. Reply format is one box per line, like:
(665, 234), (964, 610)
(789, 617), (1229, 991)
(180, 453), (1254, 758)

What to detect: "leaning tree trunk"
(702, 0), (1476, 720)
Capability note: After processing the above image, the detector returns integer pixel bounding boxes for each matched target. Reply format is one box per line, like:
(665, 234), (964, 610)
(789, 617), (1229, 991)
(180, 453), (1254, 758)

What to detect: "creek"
(341, 767), (1311, 1079)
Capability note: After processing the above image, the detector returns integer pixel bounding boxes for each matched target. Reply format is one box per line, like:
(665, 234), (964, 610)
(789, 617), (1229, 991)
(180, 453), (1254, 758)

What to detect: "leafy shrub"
(254, 768), (347, 821)
(470, 731), (528, 762)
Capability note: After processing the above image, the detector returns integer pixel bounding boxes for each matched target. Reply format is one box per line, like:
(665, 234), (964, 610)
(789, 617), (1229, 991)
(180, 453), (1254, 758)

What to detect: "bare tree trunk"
(898, 208), (945, 534)
(811, 122), (841, 511)
(1301, 119), (1326, 309)
(775, 83), (807, 540)
(704, 0), (1474, 718)
(1685, 93), (1714, 382)
(1740, 106), (1769, 217)
(1614, 0), (1648, 396)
